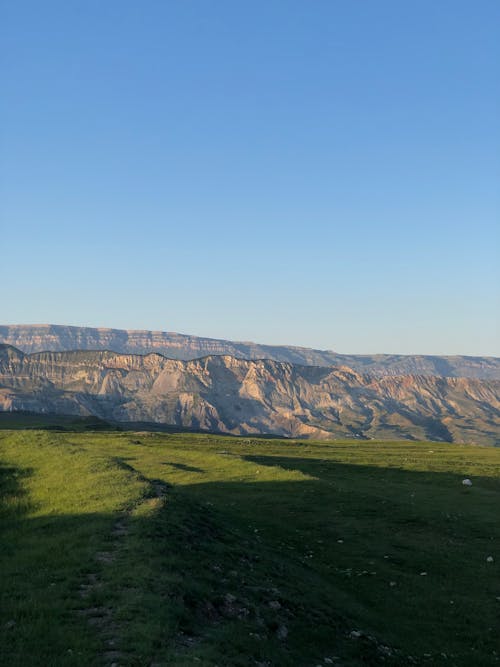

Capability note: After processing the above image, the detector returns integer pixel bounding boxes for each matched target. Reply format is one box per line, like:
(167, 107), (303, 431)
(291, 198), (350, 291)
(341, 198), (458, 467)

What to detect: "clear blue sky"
(1, 1), (499, 356)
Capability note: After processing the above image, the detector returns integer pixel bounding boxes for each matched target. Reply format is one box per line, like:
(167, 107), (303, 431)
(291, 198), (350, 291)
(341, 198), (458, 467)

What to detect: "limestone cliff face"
(0, 324), (499, 379)
(0, 345), (498, 445)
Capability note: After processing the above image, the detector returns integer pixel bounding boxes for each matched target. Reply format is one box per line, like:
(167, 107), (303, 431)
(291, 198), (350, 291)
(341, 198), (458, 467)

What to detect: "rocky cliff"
(0, 324), (499, 379)
(1, 344), (498, 445)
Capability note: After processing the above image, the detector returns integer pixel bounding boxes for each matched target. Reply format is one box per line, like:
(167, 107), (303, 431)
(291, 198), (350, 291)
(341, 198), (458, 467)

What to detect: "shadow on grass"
(1, 452), (500, 667)
(156, 457), (500, 665)
(163, 461), (205, 473)
(0, 462), (34, 523)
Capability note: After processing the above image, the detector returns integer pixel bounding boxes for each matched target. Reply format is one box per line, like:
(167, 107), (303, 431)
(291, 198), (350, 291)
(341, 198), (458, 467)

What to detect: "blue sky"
(1, 1), (499, 355)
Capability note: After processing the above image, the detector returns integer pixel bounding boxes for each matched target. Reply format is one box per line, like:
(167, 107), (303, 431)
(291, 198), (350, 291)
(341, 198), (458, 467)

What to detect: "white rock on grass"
(462, 479), (472, 486)
(486, 556), (494, 563)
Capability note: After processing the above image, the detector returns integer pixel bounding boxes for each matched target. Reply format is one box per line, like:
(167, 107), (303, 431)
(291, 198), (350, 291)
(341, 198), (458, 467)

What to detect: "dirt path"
(76, 467), (169, 666)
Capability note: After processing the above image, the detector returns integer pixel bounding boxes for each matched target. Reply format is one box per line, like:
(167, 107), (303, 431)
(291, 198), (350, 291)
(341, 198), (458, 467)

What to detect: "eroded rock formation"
(1, 344), (498, 445)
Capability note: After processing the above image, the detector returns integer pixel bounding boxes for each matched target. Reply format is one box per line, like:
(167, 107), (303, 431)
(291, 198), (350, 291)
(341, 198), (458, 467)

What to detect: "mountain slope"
(0, 324), (499, 379)
(0, 345), (498, 445)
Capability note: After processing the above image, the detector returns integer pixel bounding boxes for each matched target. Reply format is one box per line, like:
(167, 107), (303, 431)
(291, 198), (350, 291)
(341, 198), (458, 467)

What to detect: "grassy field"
(1, 425), (499, 666)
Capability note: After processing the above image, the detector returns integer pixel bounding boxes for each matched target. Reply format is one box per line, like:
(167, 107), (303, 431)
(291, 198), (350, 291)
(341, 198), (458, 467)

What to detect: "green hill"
(1, 425), (499, 666)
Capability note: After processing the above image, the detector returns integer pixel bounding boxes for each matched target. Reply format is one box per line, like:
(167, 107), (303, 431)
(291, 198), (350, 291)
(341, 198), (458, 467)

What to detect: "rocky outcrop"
(1, 344), (498, 445)
(0, 324), (499, 379)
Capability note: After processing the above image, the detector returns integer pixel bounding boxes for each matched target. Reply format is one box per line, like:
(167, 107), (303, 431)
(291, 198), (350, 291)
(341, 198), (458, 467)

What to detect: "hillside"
(2, 428), (500, 666)
(0, 345), (498, 445)
(1, 324), (499, 379)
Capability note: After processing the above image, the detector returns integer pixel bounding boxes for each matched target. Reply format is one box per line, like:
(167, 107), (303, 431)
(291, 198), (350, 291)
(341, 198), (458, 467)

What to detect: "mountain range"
(1, 324), (499, 379)
(1, 343), (498, 445)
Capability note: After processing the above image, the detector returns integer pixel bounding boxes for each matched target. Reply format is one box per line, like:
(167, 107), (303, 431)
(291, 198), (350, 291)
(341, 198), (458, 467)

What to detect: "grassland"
(1, 424), (499, 666)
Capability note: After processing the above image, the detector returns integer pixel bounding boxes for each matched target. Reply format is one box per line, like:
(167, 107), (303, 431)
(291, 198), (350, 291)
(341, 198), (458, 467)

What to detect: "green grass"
(0, 411), (119, 431)
(1, 427), (499, 666)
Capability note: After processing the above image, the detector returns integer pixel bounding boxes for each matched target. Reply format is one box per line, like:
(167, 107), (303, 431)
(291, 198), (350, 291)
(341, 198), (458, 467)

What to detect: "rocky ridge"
(1, 344), (498, 445)
(0, 324), (499, 380)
